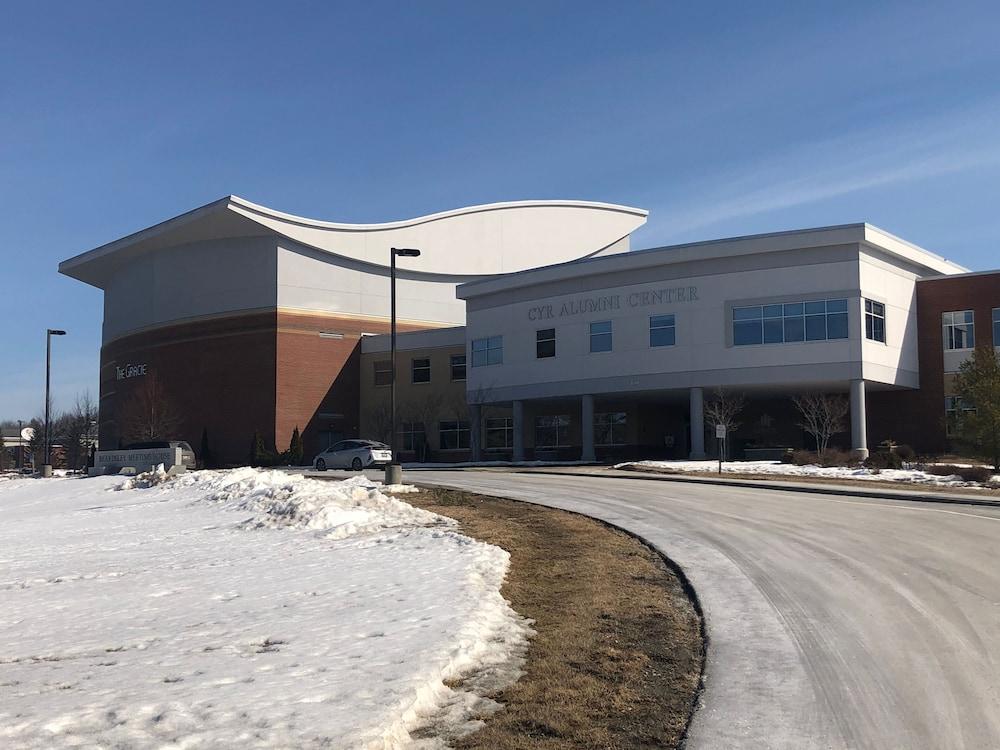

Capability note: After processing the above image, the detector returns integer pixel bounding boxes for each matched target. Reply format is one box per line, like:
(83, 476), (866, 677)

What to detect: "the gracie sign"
(116, 363), (148, 380)
(528, 285), (699, 320)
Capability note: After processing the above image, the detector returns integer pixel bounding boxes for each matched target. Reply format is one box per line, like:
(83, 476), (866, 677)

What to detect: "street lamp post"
(386, 247), (420, 486)
(43, 328), (67, 477)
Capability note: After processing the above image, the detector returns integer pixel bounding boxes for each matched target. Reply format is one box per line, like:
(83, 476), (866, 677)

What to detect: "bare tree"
(704, 388), (746, 460)
(60, 391), (98, 471)
(362, 397), (393, 445)
(399, 392), (444, 462)
(122, 376), (183, 443)
(793, 393), (849, 460)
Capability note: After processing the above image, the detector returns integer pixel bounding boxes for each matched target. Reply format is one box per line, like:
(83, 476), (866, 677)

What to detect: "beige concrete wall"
(359, 343), (469, 456)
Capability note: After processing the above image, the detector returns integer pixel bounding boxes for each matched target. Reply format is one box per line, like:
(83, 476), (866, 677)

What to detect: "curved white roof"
(59, 195), (648, 286)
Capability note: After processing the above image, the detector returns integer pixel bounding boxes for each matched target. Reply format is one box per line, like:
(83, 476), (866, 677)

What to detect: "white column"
(469, 403), (482, 463)
(512, 400), (525, 462)
(581, 394), (596, 462)
(850, 379), (869, 459)
(689, 387), (706, 459)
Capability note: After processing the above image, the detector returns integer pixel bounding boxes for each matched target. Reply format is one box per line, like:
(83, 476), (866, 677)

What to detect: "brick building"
(58, 196), (647, 464)
(60, 198), (998, 465)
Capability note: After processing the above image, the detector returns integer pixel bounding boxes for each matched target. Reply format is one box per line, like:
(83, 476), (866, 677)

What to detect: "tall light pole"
(386, 247), (420, 486)
(43, 328), (67, 477)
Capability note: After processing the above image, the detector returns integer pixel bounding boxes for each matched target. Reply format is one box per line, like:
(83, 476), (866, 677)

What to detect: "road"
(356, 469), (1000, 750)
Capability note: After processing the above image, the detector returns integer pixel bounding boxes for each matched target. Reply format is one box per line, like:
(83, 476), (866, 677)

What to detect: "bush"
(894, 444), (916, 461)
(958, 466), (994, 483)
(790, 450), (817, 466)
(924, 463), (955, 477)
(789, 449), (858, 467)
(924, 464), (994, 483)
(288, 426), (304, 466)
(865, 452), (903, 471)
(820, 448), (858, 467)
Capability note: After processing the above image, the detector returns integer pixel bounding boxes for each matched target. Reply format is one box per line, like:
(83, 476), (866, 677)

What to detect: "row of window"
(477, 315), (678, 366)
(396, 412), (629, 451)
(733, 298), (852, 346)
(942, 309), (1000, 350)
(473, 298), (897, 365)
(374, 355), (467, 386)
(379, 306), (999, 385)
(535, 316), (677, 358)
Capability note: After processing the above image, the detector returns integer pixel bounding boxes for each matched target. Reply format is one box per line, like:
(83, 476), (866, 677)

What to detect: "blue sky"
(2, 1), (999, 419)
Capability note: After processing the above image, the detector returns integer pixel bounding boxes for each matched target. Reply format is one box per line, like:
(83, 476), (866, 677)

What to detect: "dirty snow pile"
(0, 469), (531, 749)
(617, 459), (1000, 486)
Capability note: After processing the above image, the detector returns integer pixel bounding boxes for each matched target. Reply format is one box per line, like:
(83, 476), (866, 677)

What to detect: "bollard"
(384, 463), (402, 486)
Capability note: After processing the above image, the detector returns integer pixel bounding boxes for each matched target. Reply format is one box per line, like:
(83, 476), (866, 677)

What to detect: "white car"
(313, 440), (393, 471)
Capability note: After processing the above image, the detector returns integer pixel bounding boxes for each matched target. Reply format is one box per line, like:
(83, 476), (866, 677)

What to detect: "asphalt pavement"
(316, 467), (1000, 750)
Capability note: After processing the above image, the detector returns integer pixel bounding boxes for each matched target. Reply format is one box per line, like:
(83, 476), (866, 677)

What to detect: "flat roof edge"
(916, 268), (1000, 282)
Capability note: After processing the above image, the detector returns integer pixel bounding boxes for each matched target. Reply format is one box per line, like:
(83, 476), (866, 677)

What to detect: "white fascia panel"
(229, 197), (646, 277)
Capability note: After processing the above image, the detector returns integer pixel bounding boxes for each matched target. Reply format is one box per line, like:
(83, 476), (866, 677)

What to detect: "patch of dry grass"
(406, 488), (704, 750)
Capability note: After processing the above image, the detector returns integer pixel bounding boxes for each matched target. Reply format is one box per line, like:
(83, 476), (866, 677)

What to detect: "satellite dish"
(20, 427), (35, 441)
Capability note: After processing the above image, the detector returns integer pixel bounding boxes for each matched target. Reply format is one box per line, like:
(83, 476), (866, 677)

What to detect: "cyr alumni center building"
(59, 196), (1000, 465)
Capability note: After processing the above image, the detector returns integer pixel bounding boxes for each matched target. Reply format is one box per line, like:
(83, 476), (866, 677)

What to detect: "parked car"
(312, 440), (392, 471)
(122, 441), (197, 470)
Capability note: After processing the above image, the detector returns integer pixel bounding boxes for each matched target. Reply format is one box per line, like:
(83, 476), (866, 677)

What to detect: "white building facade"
(458, 224), (965, 461)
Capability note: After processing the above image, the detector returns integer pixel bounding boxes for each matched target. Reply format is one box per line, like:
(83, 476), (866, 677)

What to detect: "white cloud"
(641, 101), (1000, 241)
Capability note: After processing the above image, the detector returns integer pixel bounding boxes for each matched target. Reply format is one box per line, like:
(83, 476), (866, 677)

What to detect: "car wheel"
(351, 457), (363, 471)
(316, 458), (326, 471)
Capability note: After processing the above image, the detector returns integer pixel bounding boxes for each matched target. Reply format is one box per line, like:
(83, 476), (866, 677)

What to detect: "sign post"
(715, 424), (726, 474)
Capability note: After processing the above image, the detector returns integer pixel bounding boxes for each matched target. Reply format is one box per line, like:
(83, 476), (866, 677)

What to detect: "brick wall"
(100, 311), (278, 466)
(100, 310), (439, 466)
(868, 271), (1000, 454)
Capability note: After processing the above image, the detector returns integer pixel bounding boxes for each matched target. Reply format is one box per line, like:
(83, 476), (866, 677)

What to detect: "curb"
(304, 466), (1000, 509)
(504, 468), (1000, 509)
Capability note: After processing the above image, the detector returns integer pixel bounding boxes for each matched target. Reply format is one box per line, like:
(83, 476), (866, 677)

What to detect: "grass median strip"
(406, 487), (704, 750)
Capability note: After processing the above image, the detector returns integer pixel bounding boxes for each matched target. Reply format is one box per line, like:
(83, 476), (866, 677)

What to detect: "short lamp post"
(386, 247), (420, 486)
(43, 328), (67, 477)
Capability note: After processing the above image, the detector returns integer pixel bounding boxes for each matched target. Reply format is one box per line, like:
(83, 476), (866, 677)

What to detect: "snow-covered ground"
(0, 469), (531, 749)
(617, 460), (1000, 487)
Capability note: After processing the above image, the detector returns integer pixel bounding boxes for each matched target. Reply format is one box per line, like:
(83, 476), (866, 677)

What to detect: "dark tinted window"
(536, 328), (556, 358)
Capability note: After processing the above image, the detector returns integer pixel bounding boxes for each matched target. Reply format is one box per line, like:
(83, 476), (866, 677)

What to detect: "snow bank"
(618, 459), (1000, 487)
(0, 470), (531, 749)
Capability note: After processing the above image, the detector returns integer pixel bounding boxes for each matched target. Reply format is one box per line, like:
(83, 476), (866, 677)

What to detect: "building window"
(865, 300), (886, 343)
(590, 321), (612, 353)
(649, 314), (676, 347)
(595, 412), (627, 446)
(411, 358), (431, 383)
(536, 328), (556, 358)
(400, 422), (425, 451)
(733, 298), (848, 346)
(374, 360), (392, 386)
(439, 420), (470, 450)
(450, 354), (466, 381)
(993, 308), (999, 347)
(535, 415), (570, 448)
(472, 336), (503, 367)
(486, 417), (513, 450)
(943, 311), (975, 350)
(945, 396), (976, 437)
